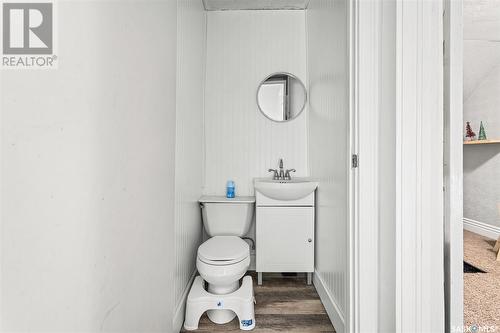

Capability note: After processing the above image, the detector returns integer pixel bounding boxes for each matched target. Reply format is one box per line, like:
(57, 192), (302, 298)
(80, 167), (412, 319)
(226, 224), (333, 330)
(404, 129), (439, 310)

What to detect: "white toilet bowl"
(184, 196), (255, 330)
(196, 235), (250, 324)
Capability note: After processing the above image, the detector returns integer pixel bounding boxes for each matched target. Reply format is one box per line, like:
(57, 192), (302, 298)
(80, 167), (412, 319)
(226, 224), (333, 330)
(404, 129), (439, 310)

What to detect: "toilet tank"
(199, 196), (255, 237)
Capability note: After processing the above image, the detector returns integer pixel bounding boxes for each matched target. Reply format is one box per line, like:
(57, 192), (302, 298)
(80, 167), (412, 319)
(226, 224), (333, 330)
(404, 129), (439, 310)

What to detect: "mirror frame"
(256, 72), (308, 123)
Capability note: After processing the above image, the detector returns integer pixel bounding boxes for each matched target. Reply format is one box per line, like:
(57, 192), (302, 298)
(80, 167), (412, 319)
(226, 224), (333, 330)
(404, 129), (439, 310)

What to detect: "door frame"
(443, 0), (464, 331)
(350, 0), (381, 331)
(352, 0), (449, 331)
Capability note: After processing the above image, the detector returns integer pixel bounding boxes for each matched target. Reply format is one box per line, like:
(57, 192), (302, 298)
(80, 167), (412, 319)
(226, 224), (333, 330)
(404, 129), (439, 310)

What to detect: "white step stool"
(184, 276), (256, 331)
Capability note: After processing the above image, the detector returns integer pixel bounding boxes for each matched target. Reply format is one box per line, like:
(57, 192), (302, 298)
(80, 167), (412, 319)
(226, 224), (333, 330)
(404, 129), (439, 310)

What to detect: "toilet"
(184, 195), (256, 331)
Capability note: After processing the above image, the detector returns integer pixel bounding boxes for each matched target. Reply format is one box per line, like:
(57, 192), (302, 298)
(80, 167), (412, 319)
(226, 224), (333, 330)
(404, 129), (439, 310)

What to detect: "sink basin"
(254, 177), (319, 201)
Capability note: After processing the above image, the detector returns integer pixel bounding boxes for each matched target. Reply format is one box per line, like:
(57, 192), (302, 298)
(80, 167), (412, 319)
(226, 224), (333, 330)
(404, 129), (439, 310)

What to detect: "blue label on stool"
(216, 300), (223, 308)
(241, 319), (253, 327)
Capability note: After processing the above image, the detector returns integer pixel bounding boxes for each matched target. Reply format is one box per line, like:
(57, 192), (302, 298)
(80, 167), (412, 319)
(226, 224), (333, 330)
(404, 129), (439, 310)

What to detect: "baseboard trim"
(313, 271), (345, 333)
(463, 218), (500, 240)
(173, 270), (197, 333)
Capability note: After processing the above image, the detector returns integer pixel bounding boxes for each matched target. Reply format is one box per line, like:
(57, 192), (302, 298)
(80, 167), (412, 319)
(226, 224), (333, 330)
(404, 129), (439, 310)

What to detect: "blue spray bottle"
(226, 180), (235, 198)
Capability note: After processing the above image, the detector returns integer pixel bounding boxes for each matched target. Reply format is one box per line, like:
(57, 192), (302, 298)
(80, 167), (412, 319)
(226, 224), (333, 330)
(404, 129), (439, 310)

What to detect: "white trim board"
(313, 271), (345, 333)
(463, 218), (500, 240)
(173, 270), (197, 333)
(443, 0), (464, 331)
(352, 0), (381, 331)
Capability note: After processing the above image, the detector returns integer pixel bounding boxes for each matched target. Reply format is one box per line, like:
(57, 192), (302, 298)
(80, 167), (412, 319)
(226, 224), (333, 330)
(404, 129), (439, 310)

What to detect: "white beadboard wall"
(307, 1), (349, 331)
(204, 10), (308, 196)
(174, 0), (205, 330)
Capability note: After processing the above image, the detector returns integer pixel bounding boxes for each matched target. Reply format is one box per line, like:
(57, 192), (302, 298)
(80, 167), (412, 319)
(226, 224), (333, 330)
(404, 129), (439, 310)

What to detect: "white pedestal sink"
(253, 177), (319, 201)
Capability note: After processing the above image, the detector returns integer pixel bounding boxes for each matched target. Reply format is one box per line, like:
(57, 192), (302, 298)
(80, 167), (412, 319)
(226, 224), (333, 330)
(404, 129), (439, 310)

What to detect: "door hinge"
(352, 154), (359, 168)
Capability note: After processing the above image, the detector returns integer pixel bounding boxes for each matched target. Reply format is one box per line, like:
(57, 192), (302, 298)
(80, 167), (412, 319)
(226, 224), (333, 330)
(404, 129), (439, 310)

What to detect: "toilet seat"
(196, 236), (251, 287)
(198, 236), (250, 266)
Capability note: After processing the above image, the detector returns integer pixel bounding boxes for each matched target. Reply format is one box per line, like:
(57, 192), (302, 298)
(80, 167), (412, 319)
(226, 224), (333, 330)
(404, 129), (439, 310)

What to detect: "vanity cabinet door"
(256, 206), (314, 272)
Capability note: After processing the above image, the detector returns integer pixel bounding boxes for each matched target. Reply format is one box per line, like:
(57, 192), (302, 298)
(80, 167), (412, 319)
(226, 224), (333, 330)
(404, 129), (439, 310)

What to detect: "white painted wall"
(204, 10), (308, 197)
(463, 0), (500, 232)
(0, 1), (177, 332)
(173, 0), (205, 331)
(307, 1), (349, 332)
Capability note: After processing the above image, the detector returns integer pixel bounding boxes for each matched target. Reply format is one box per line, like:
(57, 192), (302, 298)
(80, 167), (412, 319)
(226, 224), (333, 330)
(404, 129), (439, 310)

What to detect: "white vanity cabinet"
(255, 191), (315, 285)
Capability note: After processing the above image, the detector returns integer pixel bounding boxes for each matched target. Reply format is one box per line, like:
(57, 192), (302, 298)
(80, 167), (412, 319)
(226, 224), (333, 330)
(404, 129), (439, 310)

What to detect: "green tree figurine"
(478, 121), (487, 140)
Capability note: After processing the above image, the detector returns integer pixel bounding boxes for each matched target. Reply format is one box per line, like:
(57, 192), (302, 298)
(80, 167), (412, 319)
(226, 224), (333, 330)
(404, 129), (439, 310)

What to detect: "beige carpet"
(464, 230), (500, 328)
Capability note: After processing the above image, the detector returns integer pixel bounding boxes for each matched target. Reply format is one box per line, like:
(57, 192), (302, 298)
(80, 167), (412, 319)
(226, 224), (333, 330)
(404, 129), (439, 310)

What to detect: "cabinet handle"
(308, 238), (312, 243)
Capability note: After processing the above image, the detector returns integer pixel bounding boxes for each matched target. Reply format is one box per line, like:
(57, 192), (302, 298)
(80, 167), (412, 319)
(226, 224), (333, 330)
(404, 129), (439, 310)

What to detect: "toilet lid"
(198, 236), (250, 265)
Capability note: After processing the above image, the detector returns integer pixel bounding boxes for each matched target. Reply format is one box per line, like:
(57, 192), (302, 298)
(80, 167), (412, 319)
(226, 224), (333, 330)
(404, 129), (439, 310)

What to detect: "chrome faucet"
(284, 168), (296, 180)
(278, 158), (285, 180)
(268, 168), (279, 180)
(268, 158), (296, 180)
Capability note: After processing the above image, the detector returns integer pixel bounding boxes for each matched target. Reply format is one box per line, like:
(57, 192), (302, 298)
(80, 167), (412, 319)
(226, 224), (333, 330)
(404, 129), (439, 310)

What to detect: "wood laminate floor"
(181, 272), (336, 333)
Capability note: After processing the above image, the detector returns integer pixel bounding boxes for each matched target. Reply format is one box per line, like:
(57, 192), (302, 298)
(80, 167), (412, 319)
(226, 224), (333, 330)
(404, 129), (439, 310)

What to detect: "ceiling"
(202, 0), (310, 10)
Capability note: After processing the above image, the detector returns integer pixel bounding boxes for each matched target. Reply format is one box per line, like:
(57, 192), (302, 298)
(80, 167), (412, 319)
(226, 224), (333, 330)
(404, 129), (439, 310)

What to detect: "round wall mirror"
(257, 72), (307, 122)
